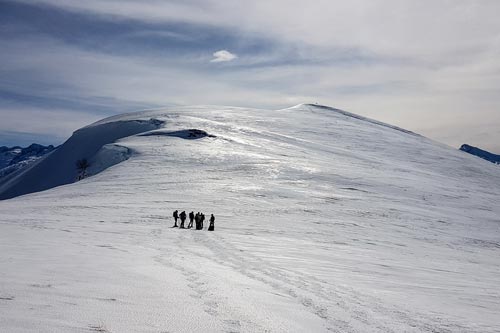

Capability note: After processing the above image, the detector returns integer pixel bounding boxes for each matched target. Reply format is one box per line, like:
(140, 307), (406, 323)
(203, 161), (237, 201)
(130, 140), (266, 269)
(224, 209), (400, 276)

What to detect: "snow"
(1, 104), (500, 332)
(0, 144), (55, 178)
(0, 118), (163, 200)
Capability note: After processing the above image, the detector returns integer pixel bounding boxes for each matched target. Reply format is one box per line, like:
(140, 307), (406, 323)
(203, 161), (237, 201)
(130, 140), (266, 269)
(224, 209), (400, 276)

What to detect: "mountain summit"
(1, 104), (499, 332)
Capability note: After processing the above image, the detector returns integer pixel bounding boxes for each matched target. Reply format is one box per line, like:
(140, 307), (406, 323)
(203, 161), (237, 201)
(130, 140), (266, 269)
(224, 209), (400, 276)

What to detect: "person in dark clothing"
(173, 210), (179, 227)
(208, 214), (215, 231)
(194, 212), (199, 230)
(200, 213), (205, 229)
(196, 212), (203, 230)
(188, 211), (194, 229)
(179, 211), (187, 229)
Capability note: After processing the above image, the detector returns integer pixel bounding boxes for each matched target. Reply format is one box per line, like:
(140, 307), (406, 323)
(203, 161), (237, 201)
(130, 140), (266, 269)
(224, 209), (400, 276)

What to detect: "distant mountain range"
(460, 144), (500, 165)
(0, 143), (56, 179)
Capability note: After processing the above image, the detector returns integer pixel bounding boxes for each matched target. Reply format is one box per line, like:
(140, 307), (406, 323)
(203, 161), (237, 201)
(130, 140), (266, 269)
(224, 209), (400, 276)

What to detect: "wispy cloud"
(0, 104), (103, 145)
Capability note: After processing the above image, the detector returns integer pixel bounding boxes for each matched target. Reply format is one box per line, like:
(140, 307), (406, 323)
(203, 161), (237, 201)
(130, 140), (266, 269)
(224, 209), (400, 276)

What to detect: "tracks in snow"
(152, 228), (469, 332)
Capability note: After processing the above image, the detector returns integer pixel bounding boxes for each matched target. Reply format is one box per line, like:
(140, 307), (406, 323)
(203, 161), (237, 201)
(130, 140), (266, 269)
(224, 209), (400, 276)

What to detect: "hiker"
(196, 212), (203, 230)
(208, 214), (215, 231)
(188, 211), (194, 228)
(180, 211), (187, 229)
(173, 210), (179, 227)
(200, 213), (205, 229)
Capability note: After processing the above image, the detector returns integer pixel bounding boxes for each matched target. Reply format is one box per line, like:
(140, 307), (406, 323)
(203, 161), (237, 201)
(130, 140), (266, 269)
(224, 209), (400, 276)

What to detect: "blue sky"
(1, 0), (499, 151)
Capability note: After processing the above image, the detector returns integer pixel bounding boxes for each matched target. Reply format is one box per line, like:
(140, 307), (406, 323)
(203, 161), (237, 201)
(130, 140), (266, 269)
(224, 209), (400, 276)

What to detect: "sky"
(1, 0), (499, 151)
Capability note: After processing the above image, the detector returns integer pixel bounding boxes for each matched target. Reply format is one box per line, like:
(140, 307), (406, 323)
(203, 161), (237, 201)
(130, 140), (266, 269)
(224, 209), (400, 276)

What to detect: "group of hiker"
(172, 210), (215, 231)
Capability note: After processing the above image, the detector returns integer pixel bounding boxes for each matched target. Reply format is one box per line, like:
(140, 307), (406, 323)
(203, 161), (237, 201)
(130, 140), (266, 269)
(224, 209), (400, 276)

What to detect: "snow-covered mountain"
(460, 144), (500, 164)
(0, 143), (56, 179)
(0, 119), (162, 200)
(1, 104), (499, 332)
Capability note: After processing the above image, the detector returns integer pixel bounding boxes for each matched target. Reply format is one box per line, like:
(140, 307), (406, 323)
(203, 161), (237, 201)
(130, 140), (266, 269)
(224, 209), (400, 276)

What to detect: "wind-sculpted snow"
(141, 128), (216, 140)
(0, 118), (163, 200)
(1, 104), (500, 332)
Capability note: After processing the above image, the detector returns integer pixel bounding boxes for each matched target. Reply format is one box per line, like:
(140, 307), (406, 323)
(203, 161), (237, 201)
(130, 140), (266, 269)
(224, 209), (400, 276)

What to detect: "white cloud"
(210, 50), (237, 63)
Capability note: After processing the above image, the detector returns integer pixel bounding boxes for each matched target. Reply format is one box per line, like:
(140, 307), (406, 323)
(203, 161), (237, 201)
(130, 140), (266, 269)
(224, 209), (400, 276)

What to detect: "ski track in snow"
(156, 228), (468, 333)
(1, 105), (500, 332)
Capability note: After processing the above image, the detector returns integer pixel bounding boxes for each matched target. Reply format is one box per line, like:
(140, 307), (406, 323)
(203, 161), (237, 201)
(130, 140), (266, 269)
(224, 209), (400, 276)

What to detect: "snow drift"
(1, 104), (500, 332)
(0, 118), (163, 200)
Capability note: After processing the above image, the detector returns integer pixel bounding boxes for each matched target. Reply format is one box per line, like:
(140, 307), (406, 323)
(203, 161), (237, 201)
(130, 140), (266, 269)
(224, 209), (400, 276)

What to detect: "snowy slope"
(0, 104), (499, 332)
(0, 119), (162, 200)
